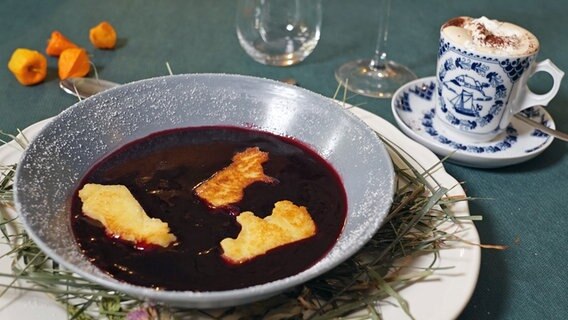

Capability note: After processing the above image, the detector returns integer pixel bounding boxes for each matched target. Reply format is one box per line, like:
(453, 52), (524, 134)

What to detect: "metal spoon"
(513, 113), (568, 142)
(59, 77), (119, 99)
(60, 77), (568, 142)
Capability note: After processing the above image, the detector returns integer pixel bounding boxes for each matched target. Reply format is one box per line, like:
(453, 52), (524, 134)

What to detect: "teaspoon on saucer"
(513, 113), (568, 142)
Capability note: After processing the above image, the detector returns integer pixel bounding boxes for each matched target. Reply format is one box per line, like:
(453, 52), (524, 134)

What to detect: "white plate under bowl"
(1, 107), (480, 319)
(392, 76), (555, 168)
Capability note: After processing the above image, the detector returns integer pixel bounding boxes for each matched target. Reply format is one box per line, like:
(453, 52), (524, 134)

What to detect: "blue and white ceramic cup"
(435, 17), (564, 143)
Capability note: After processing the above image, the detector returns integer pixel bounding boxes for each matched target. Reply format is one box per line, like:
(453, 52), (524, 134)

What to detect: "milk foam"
(442, 16), (539, 56)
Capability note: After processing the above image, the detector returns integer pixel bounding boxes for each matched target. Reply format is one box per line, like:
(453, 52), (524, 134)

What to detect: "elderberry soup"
(71, 126), (347, 291)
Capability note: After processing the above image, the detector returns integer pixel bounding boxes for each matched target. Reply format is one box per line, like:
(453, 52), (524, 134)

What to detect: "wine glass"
(236, 0), (322, 66)
(335, 0), (416, 98)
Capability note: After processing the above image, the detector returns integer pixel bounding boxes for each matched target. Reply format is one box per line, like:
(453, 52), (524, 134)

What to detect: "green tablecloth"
(1, 0), (567, 318)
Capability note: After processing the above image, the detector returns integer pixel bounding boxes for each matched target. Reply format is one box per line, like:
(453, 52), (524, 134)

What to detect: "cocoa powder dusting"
(444, 17), (466, 28)
(473, 22), (516, 49)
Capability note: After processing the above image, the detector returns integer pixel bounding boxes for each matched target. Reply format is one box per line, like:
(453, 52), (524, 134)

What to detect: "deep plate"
(392, 76), (555, 168)
(14, 74), (395, 308)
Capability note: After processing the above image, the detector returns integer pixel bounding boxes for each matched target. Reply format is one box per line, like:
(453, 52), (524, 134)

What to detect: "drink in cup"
(435, 16), (564, 142)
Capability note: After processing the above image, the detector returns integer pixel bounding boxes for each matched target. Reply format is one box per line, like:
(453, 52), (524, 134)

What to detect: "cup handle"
(517, 59), (565, 111)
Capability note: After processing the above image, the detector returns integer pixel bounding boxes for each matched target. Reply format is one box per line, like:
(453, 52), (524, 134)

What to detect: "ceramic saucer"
(391, 76), (556, 168)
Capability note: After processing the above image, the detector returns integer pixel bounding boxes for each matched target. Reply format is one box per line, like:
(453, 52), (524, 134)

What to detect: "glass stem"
(370, 0), (391, 70)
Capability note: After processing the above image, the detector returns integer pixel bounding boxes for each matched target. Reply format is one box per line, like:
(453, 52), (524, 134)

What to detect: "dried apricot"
(89, 21), (117, 49)
(58, 48), (91, 80)
(46, 31), (79, 57)
(7, 48), (48, 86)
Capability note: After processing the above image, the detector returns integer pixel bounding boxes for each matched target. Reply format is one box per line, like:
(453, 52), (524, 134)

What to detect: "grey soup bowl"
(14, 74), (395, 308)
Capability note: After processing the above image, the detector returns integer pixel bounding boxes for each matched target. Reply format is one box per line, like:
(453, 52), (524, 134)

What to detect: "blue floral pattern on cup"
(436, 37), (535, 138)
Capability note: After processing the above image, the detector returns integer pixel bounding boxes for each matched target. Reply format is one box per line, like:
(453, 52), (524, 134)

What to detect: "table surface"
(1, 0), (566, 319)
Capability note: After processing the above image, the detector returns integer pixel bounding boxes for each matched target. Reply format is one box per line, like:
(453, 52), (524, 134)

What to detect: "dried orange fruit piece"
(46, 31), (79, 57)
(7, 48), (47, 86)
(89, 21), (117, 49)
(58, 48), (91, 80)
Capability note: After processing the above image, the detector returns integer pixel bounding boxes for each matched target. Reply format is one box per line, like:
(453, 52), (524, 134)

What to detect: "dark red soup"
(71, 126), (347, 291)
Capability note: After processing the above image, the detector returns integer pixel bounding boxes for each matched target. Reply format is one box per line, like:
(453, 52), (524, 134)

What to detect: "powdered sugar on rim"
(12, 74), (395, 308)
